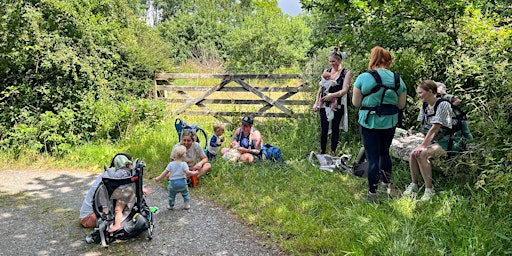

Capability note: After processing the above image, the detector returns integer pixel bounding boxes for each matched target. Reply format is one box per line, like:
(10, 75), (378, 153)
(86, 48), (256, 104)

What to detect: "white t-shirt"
(171, 142), (205, 169)
(165, 161), (189, 180)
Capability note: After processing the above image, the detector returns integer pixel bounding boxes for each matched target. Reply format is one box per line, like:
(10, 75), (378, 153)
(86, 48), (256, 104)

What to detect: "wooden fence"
(154, 73), (311, 123)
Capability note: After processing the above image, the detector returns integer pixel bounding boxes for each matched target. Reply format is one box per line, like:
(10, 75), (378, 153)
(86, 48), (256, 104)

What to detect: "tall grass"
(1, 113), (511, 255)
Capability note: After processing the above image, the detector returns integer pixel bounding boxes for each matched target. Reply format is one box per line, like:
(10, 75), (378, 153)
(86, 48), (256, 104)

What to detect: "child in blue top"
(206, 123), (225, 160)
(155, 145), (198, 210)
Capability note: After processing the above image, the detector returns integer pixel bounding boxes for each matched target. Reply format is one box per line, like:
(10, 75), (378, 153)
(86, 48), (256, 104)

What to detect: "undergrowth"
(1, 115), (511, 255)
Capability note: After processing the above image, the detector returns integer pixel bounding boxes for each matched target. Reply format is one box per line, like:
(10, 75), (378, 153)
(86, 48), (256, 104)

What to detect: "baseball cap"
(241, 115), (254, 125)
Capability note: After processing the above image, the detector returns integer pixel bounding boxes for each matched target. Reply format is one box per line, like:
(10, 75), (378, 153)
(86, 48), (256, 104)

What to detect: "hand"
(154, 177), (160, 182)
(313, 105), (319, 111)
(322, 93), (332, 102)
(194, 163), (202, 171)
(142, 185), (154, 196)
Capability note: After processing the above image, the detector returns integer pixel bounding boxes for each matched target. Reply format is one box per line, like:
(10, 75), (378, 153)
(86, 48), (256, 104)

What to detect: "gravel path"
(0, 169), (283, 256)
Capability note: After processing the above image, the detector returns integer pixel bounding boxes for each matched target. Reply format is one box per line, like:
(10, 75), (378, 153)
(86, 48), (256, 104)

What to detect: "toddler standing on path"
(155, 145), (198, 210)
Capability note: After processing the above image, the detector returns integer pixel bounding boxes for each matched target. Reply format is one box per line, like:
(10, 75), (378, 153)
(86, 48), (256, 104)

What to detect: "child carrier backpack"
(360, 70), (402, 127)
(85, 158), (155, 247)
(422, 98), (470, 153)
(174, 118), (208, 150)
(262, 144), (284, 162)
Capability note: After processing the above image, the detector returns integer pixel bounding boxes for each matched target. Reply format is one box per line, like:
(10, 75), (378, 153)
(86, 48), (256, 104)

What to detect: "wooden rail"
(154, 73), (310, 123)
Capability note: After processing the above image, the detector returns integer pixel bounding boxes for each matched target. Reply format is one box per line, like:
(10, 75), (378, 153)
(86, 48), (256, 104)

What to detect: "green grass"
(2, 115), (512, 255)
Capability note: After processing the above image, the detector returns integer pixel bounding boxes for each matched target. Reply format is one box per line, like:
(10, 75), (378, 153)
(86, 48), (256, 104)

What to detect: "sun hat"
(114, 155), (132, 169)
(241, 115), (254, 126)
(435, 82), (447, 95)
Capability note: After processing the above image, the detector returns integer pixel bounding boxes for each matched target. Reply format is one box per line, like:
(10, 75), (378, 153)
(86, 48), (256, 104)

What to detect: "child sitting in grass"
(154, 145), (198, 210)
(206, 123), (225, 160)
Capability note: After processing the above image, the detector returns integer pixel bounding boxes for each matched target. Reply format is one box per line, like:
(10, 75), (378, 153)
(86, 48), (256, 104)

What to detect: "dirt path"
(0, 169), (283, 256)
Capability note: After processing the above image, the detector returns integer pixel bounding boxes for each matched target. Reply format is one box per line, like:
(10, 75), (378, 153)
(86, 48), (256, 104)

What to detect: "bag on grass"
(308, 151), (351, 173)
(262, 144), (284, 162)
(351, 147), (368, 178)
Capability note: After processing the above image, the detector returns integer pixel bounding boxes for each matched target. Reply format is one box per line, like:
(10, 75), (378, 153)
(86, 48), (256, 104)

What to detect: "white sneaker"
(421, 188), (435, 201)
(403, 183), (419, 197)
(184, 201), (191, 210)
(167, 205), (174, 210)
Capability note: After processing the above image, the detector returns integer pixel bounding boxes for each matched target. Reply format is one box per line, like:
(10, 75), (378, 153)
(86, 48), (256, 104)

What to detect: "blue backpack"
(262, 144), (284, 162)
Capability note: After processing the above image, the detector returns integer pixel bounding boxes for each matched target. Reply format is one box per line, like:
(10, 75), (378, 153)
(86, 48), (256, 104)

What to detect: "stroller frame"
(86, 158), (154, 247)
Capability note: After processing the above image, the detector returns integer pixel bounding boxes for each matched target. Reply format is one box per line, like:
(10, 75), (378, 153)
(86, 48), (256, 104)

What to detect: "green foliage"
(155, 0), (312, 73)
(0, 0), (173, 154)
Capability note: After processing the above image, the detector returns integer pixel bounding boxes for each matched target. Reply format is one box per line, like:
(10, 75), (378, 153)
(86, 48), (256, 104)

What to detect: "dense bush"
(0, 0), (172, 154)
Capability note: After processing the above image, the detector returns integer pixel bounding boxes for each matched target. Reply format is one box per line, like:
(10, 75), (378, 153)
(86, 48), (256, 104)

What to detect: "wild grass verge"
(1, 115), (511, 255)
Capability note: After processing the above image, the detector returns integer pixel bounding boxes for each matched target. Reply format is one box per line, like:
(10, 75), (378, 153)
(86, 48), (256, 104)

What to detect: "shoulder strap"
(393, 72), (400, 91)
(365, 70), (382, 95)
(433, 98), (450, 113)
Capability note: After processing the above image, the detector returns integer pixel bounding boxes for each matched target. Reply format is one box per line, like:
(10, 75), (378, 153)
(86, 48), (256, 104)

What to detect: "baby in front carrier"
(314, 70), (338, 122)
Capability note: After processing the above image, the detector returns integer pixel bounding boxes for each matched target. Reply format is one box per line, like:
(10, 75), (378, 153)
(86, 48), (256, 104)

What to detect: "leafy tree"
(224, 0), (312, 72)
(0, 0), (172, 153)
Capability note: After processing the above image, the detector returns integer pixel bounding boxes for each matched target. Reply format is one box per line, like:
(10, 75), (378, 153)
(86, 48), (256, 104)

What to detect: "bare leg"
(197, 162), (212, 178)
(238, 153), (254, 163)
(409, 151), (421, 184)
(108, 201), (126, 232)
(417, 144), (445, 189)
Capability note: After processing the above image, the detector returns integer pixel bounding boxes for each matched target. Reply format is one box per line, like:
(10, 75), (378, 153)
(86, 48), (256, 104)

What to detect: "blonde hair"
(368, 46), (392, 70)
(213, 123), (225, 133)
(172, 145), (187, 161)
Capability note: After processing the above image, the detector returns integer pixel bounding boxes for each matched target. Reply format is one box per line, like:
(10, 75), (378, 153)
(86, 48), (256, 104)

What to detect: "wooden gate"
(154, 73), (310, 123)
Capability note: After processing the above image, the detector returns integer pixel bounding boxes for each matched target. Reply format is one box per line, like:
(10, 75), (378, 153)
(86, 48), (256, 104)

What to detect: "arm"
(452, 97), (461, 106)
(209, 136), (218, 147)
(236, 130), (263, 155)
(313, 86), (322, 111)
(412, 123), (441, 156)
(229, 128), (241, 148)
(398, 92), (407, 110)
(193, 154), (208, 171)
(185, 169), (199, 176)
(154, 170), (169, 182)
(323, 70), (352, 101)
(352, 87), (363, 108)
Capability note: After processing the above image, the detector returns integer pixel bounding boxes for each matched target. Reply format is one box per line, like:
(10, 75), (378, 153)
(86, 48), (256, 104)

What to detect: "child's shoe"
(184, 201), (191, 210)
(167, 205), (174, 210)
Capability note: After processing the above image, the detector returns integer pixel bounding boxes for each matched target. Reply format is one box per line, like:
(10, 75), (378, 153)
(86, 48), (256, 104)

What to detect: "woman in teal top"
(352, 46), (407, 200)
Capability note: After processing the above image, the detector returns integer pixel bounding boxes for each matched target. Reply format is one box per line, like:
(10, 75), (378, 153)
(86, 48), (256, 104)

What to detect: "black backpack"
(360, 70), (402, 126)
(422, 98), (468, 152)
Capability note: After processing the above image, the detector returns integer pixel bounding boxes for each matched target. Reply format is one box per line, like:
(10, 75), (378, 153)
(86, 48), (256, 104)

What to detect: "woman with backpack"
(313, 47), (352, 155)
(402, 80), (455, 201)
(352, 46), (407, 201)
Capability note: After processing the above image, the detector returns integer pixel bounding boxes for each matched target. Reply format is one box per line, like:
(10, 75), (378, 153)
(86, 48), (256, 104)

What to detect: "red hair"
(368, 46), (392, 70)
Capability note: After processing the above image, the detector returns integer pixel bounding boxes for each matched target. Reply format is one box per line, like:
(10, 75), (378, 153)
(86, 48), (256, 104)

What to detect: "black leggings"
(319, 107), (344, 154)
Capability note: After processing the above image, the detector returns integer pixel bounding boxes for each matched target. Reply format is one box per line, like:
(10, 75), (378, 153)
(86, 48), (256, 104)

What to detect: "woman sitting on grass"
(171, 129), (211, 178)
(221, 115), (263, 163)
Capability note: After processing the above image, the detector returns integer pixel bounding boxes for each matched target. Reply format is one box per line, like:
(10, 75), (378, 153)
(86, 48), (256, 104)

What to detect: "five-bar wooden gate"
(154, 73), (310, 123)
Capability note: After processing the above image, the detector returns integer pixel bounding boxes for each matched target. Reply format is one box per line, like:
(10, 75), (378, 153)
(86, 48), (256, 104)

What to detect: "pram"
(85, 156), (154, 247)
